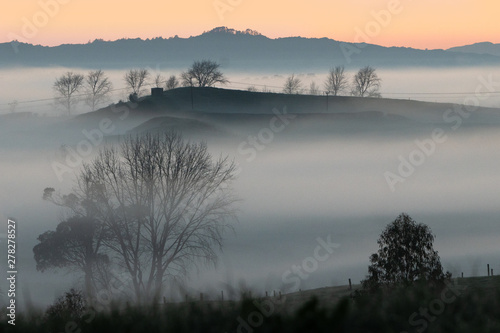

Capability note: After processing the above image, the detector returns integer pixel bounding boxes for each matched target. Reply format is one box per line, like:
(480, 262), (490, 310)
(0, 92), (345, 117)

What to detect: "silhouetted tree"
(165, 75), (180, 90)
(34, 216), (109, 300)
(181, 60), (228, 87)
(325, 66), (348, 96)
(351, 66), (381, 97)
(45, 289), (86, 321)
(124, 69), (150, 96)
(53, 72), (84, 115)
(37, 183), (111, 300)
(85, 70), (113, 111)
(153, 73), (165, 88)
(283, 74), (302, 94)
(362, 213), (450, 291)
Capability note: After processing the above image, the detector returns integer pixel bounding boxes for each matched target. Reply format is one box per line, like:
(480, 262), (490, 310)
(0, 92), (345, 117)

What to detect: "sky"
(2, 0), (499, 49)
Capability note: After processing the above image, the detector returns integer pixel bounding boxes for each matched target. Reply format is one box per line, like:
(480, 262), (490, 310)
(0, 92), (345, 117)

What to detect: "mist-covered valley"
(1, 67), (500, 309)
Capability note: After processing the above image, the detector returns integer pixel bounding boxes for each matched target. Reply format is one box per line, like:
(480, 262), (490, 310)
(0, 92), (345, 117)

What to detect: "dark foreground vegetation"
(3, 276), (500, 333)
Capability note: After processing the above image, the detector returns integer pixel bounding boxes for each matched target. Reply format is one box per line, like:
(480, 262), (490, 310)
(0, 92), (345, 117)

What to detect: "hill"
(71, 87), (500, 140)
(2, 27), (500, 70)
(448, 42), (500, 57)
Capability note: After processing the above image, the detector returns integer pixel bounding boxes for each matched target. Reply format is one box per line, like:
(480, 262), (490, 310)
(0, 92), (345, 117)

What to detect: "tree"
(165, 75), (179, 90)
(124, 69), (150, 97)
(36, 182), (111, 301)
(85, 70), (113, 111)
(181, 60), (228, 87)
(362, 213), (450, 291)
(309, 81), (320, 95)
(153, 73), (165, 88)
(42, 133), (237, 302)
(45, 289), (86, 321)
(53, 72), (84, 115)
(351, 66), (382, 97)
(324, 66), (348, 96)
(283, 74), (302, 94)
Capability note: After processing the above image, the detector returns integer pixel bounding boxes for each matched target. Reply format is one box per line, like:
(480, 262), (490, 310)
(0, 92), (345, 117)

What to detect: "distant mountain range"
(1, 27), (499, 71)
(447, 42), (500, 57)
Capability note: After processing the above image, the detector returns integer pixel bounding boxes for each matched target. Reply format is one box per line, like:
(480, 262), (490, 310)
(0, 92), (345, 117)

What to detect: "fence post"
(349, 278), (352, 291)
(488, 264), (490, 277)
(461, 272), (463, 278)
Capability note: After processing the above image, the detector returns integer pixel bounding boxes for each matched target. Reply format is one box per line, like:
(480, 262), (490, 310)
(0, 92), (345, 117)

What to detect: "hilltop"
(70, 87), (500, 140)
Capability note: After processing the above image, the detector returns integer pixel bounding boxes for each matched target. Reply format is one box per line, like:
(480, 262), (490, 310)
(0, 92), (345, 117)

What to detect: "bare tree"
(124, 69), (150, 97)
(351, 66), (382, 97)
(153, 73), (165, 88)
(325, 66), (348, 96)
(85, 70), (113, 111)
(165, 75), (179, 90)
(44, 133), (238, 302)
(309, 81), (320, 95)
(181, 60), (228, 87)
(53, 72), (84, 115)
(283, 74), (302, 94)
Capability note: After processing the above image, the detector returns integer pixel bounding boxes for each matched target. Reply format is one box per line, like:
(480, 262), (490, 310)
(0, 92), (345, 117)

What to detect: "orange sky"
(2, 0), (499, 49)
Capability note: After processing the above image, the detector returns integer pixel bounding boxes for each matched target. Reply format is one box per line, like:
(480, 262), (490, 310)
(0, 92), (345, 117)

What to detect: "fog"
(1, 66), (500, 115)
(1, 66), (500, 308)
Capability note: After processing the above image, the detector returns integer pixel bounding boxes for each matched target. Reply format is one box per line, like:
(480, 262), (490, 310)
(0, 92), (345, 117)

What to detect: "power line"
(1, 78), (499, 114)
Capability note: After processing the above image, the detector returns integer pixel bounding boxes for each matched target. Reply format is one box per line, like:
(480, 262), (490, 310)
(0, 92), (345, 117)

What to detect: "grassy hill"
(70, 87), (500, 141)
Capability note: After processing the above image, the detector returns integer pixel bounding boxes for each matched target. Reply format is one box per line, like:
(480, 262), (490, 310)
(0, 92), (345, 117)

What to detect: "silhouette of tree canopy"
(351, 66), (381, 97)
(181, 60), (228, 87)
(85, 70), (113, 111)
(283, 74), (302, 94)
(124, 68), (150, 96)
(362, 213), (450, 291)
(33, 214), (109, 300)
(53, 72), (84, 115)
(324, 66), (348, 96)
(165, 75), (180, 90)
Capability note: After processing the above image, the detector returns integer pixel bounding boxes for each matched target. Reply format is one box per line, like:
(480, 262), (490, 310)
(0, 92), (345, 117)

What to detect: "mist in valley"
(1, 65), (500, 309)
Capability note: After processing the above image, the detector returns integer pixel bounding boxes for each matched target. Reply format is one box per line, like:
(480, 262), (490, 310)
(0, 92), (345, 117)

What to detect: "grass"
(2, 276), (499, 333)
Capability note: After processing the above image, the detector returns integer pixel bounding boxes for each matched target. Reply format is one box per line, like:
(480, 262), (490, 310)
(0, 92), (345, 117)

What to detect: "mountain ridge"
(2, 27), (500, 70)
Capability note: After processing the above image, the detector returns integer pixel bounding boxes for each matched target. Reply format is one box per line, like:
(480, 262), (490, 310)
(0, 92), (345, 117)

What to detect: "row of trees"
(283, 66), (382, 97)
(53, 60), (228, 115)
(53, 62), (381, 115)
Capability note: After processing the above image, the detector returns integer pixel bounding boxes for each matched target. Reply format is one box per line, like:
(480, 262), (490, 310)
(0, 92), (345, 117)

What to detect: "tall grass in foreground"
(2, 278), (500, 333)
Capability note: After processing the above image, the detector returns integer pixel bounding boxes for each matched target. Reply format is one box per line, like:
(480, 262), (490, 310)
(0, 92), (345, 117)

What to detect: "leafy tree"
(53, 72), (84, 115)
(362, 213), (450, 291)
(181, 60), (228, 87)
(283, 74), (302, 94)
(351, 66), (381, 97)
(324, 66), (348, 96)
(85, 70), (113, 111)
